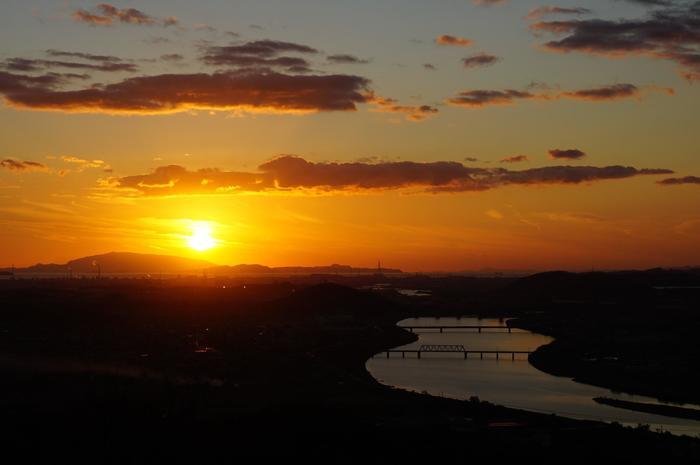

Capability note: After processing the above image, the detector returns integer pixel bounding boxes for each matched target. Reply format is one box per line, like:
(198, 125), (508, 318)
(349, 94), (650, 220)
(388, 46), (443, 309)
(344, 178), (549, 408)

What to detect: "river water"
(366, 317), (700, 437)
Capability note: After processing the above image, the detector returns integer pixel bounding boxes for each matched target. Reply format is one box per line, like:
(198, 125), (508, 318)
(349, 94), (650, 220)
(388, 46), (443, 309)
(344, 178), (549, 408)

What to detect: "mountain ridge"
(2, 252), (402, 275)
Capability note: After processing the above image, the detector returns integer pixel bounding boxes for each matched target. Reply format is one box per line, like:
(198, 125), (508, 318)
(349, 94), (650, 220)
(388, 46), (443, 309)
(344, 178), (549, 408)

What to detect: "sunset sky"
(1, 0), (699, 271)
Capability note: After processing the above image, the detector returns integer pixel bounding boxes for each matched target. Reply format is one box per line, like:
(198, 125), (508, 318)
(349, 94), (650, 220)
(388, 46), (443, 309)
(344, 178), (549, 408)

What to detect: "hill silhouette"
(12, 252), (214, 274)
(209, 263), (401, 275)
(5, 252), (402, 275)
(279, 282), (389, 314)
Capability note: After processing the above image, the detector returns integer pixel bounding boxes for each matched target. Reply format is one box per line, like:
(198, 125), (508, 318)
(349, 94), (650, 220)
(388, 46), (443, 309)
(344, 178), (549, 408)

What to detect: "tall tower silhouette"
(376, 259), (385, 276)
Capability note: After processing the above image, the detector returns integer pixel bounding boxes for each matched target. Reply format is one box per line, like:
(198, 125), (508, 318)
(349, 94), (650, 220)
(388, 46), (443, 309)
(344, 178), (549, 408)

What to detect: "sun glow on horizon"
(186, 222), (216, 252)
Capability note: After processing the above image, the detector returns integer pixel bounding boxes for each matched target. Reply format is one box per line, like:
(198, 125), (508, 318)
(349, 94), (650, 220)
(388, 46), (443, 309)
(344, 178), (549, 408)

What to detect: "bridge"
(379, 344), (532, 360)
(399, 325), (516, 333)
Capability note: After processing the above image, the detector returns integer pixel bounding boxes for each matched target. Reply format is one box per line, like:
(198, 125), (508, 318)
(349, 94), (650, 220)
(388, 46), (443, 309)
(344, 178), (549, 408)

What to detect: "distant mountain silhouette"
(208, 263), (402, 275)
(11, 252), (214, 274)
(275, 264), (401, 274)
(6, 252), (401, 275)
(503, 268), (700, 303)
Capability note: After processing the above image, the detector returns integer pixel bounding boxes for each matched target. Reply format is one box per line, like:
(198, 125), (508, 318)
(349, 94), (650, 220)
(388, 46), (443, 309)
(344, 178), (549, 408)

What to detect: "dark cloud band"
(107, 156), (673, 196)
(530, 2), (700, 80)
(0, 70), (371, 114)
(448, 84), (672, 107)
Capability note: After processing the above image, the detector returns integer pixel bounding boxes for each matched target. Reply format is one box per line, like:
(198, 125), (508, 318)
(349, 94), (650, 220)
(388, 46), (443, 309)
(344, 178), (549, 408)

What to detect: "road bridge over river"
(399, 325), (518, 333)
(380, 344), (532, 361)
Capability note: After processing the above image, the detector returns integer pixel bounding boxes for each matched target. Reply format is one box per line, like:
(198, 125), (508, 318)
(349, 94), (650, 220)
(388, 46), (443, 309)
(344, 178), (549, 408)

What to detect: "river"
(366, 317), (700, 437)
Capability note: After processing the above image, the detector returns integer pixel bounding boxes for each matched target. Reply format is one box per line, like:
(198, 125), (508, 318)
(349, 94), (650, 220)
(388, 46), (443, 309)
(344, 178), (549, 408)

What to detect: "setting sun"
(187, 222), (216, 252)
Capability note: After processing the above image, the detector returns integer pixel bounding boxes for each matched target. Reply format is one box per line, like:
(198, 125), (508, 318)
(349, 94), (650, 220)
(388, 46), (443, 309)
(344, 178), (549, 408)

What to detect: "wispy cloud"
(447, 84), (672, 108)
(327, 54), (370, 65)
(73, 4), (178, 28)
(525, 6), (592, 20)
(0, 159), (49, 172)
(369, 96), (439, 122)
(200, 40), (318, 73)
(500, 155), (529, 163)
(657, 176), (700, 186)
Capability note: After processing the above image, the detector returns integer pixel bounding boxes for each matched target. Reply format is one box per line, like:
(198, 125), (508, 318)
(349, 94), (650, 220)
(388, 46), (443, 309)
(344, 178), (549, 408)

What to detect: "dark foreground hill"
(0, 278), (698, 464)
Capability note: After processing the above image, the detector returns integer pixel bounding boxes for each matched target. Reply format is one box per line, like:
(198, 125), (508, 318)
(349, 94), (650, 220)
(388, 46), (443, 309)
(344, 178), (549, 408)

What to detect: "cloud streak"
(549, 148), (586, 160)
(462, 53), (501, 68)
(327, 54), (370, 65)
(525, 6), (592, 20)
(657, 176), (700, 185)
(369, 96), (439, 121)
(201, 40), (318, 73)
(447, 83), (671, 108)
(500, 155), (529, 163)
(73, 4), (178, 27)
(0, 159), (49, 172)
(436, 35), (473, 47)
(106, 156), (673, 196)
(2, 57), (137, 73)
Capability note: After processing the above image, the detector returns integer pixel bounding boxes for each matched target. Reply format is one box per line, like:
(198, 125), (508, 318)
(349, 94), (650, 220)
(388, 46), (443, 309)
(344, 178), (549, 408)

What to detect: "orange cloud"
(436, 35), (473, 47)
(106, 156), (673, 196)
(72, 3), (178, 27)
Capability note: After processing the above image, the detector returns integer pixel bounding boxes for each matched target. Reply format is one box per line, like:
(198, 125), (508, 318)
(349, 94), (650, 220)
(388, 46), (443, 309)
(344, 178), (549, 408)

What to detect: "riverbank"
(509, 317), (700, 407)
(593, 398), (700, 421)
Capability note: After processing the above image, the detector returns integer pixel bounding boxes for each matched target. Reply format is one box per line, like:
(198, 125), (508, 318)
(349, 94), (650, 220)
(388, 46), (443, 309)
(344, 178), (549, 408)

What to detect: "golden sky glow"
(1, 1), (699, 271)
